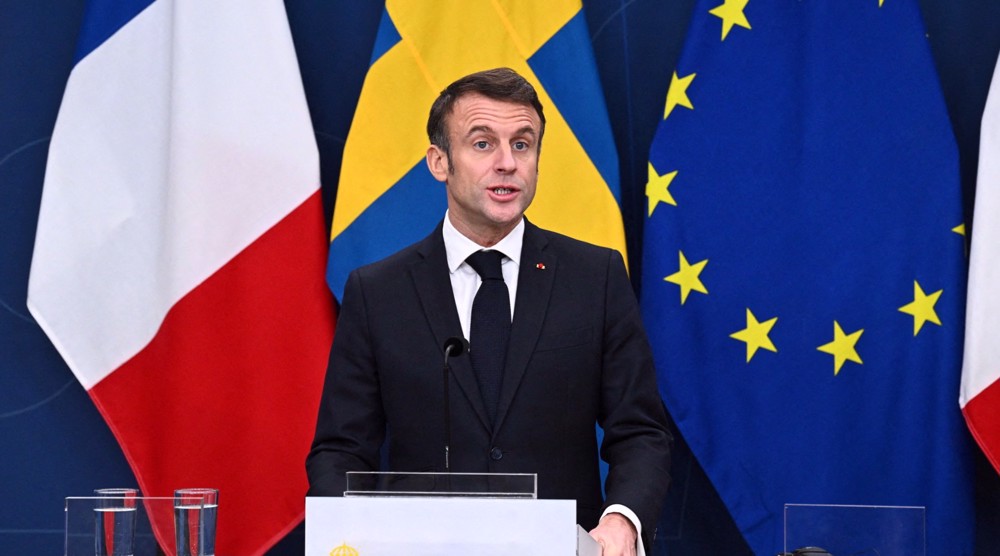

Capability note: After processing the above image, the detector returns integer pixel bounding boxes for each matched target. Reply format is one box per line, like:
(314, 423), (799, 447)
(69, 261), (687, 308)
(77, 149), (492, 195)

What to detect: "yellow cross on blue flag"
(641, 1), (974, 554)
(327, 0), (624, 300)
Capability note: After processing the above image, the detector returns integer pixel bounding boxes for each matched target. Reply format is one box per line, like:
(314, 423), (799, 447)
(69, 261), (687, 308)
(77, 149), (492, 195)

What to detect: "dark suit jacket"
(307, 220), (672, 548)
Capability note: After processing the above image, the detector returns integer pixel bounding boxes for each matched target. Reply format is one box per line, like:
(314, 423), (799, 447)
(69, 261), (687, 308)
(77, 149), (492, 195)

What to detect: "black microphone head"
(443, 336), (469, 357)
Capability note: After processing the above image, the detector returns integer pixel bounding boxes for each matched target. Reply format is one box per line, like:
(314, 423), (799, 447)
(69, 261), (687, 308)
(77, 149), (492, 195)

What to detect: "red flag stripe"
(90, 191), (334, 555)
(964, 378), (1000, 473)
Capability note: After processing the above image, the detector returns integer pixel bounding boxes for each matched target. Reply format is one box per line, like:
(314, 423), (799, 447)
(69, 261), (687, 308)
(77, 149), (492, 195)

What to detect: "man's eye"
(513, 141), (529, 151)
(474, 141), (489, 149)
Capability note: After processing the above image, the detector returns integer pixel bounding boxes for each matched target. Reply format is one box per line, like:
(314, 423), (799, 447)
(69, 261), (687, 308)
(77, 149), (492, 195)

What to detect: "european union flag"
(641, 1), (974, 554)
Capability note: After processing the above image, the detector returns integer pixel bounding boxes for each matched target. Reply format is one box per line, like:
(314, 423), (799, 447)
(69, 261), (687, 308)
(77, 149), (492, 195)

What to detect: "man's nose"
(493, 144), (516, 173)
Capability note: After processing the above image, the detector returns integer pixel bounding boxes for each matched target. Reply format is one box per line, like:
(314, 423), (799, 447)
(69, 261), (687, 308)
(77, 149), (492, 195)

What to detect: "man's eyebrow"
(463, 125), (538, 139)
(465, 125), (495, 138)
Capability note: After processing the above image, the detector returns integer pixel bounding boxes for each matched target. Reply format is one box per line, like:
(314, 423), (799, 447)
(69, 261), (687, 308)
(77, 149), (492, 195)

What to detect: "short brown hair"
(426, 67), (546, 164)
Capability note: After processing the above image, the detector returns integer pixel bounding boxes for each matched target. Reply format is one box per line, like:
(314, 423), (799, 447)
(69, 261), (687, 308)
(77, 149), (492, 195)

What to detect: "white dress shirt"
(442, 212), (522, 340)
(441, 212), (646, 555)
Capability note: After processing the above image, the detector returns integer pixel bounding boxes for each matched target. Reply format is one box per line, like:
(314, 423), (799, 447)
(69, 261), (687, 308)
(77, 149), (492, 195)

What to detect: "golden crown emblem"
(330, 542), (359, 556)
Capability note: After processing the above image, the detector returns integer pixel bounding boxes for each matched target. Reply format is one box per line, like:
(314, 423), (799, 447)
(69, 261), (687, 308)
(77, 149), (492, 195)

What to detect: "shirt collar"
(442, 211), (524, 273)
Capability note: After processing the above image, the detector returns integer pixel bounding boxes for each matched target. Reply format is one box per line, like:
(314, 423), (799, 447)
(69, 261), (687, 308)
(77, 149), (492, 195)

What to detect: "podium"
(305, 472), (602, 555)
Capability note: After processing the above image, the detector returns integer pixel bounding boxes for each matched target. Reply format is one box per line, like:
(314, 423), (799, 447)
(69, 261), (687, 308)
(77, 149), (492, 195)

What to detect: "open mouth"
(491, 187), (515, 195)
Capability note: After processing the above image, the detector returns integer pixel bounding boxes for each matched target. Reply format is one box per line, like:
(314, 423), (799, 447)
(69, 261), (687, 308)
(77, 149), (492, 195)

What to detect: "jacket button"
(490, 447), (503, 460)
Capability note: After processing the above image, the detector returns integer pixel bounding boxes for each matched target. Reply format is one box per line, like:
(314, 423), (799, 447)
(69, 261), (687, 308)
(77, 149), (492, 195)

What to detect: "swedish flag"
(641, 1), (973, 554)
(328, 0), (624, 300)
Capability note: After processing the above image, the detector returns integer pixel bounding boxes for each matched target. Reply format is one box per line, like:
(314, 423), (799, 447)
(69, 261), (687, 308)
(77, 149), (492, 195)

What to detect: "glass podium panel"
(783, 504), (925, 556)
(344, 472), (537, 498)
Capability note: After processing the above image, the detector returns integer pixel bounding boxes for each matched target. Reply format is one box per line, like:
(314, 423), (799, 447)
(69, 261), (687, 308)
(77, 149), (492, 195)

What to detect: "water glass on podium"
(173, 488), (218, 556)
(94, 488), (139, 556)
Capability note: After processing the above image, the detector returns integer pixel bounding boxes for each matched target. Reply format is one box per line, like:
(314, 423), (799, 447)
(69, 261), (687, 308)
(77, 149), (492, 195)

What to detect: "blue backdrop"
(2, 1), (998, 554)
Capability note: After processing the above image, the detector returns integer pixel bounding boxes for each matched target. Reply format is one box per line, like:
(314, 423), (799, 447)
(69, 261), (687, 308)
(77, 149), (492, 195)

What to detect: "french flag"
(26, 1), (335, 554)
(962, 51), (1000, 474)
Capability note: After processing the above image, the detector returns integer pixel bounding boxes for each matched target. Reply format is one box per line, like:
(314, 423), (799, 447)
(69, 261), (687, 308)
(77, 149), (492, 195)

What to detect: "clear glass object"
(93, 489), (139, 556)
(66, 490), (219, 556)
(783, 503), (926, 556)
(66, 496), (168, 556)
(173, 488), (218, 556)
(344, 471), (537, 498)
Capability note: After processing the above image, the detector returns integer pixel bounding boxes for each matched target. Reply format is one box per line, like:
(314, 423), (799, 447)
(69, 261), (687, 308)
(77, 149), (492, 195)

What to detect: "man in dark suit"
(307, 67), (671, 555)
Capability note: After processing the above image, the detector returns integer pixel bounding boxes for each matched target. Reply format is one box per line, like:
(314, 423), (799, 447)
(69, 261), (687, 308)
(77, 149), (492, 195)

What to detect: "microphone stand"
(442, 337), (468, 493)
(443, 345), (454, 473)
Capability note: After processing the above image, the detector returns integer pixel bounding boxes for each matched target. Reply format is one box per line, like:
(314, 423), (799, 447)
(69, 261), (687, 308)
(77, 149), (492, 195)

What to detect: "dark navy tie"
(466, 250), (510, 425)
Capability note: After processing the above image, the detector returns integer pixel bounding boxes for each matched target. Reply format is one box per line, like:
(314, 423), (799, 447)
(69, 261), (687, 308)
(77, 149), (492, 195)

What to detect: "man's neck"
(446, 213), (521, 248)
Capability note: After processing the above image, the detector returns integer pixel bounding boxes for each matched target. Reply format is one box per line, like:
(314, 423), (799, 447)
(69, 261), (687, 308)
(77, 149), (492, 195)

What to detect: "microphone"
(442, 337), (468, 473)
(443, 336), (469, 362)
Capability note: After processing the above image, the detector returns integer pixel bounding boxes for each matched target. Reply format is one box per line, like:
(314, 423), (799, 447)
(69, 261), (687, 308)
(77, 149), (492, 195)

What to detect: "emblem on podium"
(330, 542), (359, 556)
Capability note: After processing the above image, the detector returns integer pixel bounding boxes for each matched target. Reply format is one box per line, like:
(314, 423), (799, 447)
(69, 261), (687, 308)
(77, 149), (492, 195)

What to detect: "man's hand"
(589, 512), (637, 556)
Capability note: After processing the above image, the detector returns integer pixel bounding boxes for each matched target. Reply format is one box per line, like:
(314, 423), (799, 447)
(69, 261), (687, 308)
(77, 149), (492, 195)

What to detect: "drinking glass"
(173, 488), (218, 556)
(93, 488), (139, 556)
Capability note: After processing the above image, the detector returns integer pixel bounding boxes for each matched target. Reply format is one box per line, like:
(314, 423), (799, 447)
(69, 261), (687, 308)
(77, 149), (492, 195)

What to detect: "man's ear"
(426, 145), (449, 182)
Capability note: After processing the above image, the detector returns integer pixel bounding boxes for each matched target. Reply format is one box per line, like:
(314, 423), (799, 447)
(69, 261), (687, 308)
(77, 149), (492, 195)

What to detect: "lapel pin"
(536, 263), (546, 270)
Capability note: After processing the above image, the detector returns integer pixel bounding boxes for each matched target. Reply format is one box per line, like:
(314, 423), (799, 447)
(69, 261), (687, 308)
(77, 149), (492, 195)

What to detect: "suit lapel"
(410, 223), (492, 432)
(494, 221), (555, 434)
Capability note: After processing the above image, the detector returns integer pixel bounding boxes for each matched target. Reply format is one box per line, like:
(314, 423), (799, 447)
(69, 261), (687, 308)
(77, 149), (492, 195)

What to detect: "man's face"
(426, 93), (541, 246)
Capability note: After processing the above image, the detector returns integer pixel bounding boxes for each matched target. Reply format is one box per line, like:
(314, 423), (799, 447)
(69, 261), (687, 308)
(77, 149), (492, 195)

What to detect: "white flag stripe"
(27, 0), (319, 389)
(961, 53), (1000, 407)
